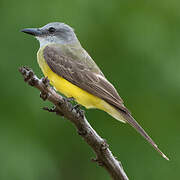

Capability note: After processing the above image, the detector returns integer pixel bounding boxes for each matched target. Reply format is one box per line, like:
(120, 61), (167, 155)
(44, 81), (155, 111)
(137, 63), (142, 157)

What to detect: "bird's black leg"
(62, 97), (85, 118)
(62, 96), (76, 103)
(73, 104), (85, 118)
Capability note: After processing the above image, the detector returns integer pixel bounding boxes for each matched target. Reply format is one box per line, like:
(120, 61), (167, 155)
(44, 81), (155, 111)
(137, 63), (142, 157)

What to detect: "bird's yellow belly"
(37, 48), (102, 109)
(46, 68), (102, 109)
(37, 47), (125, 122)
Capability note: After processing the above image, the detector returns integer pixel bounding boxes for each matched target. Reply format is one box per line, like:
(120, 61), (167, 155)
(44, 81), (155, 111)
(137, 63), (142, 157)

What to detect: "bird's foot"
(62, 97), (84, 118)
(73, 104), (85, 118)
(63, 97), (75, 103)
(41, 77), (50, 88)
(39, 77), (50, 101)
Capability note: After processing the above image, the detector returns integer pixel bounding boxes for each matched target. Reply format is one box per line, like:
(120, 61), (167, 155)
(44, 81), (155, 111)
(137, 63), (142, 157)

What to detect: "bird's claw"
(41, 77), (50, 87)
(63, 97), (75, 103)
(73, 104), (85, 118)
(63, 97), (84, 118)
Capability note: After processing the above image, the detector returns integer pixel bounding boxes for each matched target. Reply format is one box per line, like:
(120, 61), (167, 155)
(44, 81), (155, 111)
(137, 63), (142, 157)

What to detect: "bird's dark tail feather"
(118, 109), (169, 160)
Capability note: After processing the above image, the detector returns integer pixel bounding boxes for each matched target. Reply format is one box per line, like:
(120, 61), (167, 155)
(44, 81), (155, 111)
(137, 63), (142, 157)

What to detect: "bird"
(21, 22), (169, 160)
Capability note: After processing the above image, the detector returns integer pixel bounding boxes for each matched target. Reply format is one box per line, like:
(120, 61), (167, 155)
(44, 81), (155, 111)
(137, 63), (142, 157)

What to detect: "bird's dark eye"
(48, 27), (56, 33)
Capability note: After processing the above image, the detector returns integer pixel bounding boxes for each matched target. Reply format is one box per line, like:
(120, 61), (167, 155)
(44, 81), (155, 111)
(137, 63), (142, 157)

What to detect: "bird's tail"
(117, 108), (169, 161)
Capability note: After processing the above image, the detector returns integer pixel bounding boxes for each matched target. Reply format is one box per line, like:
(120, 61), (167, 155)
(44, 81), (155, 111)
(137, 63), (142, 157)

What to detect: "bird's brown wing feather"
(43, 45), (128, 113)
(43, 45), (169, 160)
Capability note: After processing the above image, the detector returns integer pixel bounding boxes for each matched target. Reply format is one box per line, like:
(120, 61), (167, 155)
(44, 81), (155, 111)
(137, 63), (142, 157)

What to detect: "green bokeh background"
(1, 0), (179, 179)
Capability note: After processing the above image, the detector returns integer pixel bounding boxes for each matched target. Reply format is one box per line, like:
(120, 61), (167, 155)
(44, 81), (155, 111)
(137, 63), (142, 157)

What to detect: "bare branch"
(19, 66), (129, 180)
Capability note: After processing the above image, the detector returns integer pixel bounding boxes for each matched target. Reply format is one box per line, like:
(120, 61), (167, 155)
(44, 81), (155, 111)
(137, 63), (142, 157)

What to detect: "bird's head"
(21, 22), (78, 46)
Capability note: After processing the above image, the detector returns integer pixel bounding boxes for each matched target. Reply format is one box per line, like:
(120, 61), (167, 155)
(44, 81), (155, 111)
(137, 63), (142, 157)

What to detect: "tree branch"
(19, 66), (129, 180)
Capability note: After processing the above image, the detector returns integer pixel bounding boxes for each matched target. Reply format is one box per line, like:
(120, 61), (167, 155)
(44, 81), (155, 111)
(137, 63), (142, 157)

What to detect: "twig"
(19, 66), (129, 180)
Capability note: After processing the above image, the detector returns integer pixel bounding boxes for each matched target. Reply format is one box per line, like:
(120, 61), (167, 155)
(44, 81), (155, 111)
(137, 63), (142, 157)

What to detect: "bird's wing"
(43, 44), (128, 113)
(43, 44), (169, 160)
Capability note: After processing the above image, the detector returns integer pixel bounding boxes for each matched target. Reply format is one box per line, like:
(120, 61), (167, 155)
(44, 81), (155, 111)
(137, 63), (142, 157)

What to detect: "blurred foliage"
(0, 0), (180, 179)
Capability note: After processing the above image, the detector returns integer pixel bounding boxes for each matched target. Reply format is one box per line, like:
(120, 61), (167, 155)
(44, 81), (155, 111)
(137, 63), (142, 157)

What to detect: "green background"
(0, 0), (179, 179)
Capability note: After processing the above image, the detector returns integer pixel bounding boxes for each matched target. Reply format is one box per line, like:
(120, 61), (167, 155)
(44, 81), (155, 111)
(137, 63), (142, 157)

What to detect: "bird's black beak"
(21, 28), (42, 36)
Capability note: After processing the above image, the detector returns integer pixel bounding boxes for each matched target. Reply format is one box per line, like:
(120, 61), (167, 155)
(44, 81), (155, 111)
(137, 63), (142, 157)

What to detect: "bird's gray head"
(21, 22), (78, 47)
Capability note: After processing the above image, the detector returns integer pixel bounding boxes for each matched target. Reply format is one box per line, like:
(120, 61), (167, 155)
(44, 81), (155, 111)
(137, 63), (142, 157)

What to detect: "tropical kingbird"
(21, 22), (168, 160)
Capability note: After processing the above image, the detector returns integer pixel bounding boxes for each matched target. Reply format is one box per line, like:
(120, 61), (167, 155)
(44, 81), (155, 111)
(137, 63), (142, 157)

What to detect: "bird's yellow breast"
(37, 45), (125, 122)
(37, 46), (102, 109)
